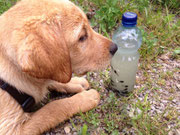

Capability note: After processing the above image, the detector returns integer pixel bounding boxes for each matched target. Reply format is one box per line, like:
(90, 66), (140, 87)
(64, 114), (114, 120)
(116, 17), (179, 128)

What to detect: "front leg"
(48, 77), (89, 93)
(21, 89), (100, 135)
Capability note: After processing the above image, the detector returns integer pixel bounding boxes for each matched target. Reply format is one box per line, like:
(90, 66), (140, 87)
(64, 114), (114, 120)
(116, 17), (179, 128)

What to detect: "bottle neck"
(122, 24), (136, 28)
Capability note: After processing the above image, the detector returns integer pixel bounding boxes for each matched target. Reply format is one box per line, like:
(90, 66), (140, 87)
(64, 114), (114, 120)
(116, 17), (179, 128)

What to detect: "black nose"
(110, 43), (118, 55)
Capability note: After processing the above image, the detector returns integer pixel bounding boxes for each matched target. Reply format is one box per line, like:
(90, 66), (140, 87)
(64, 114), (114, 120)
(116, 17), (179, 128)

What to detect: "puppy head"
(10, 0), (116, 83)
(59, 1), (116, 75)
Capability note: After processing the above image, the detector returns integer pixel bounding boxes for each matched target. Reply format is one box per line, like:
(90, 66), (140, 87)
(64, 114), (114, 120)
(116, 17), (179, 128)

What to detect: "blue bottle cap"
(122, 12), (137, 27)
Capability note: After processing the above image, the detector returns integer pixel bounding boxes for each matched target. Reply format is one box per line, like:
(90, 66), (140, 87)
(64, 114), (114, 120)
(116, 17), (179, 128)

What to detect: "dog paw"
(48, 77), (89, 94)
(69, 77), (89, 90)
(75, 89), (100, 112)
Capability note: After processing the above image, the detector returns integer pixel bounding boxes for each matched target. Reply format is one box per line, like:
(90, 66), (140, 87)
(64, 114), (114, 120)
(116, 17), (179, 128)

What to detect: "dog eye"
(79, 34), (87, 42)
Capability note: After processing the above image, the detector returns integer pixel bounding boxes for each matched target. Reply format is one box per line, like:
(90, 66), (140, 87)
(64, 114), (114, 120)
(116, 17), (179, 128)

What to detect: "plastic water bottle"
(110, 12), (142, 94)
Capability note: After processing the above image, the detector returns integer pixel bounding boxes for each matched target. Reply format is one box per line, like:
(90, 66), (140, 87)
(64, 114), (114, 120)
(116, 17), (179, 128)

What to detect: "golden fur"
(0, 0), (115, 134)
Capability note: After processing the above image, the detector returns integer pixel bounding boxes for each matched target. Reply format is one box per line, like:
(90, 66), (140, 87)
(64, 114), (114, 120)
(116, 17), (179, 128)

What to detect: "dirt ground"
(43, 52), (180, 135)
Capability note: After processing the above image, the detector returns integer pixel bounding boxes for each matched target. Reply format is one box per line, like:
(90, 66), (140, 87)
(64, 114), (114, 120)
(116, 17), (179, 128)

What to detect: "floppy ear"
(17, 19), (72, 83)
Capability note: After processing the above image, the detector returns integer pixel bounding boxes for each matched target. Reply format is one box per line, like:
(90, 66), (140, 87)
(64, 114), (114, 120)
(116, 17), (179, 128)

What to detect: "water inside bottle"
(111, 49), (139, 93)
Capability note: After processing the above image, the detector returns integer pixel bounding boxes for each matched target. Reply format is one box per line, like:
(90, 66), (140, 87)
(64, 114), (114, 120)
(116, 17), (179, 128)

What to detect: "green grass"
(1, 0), (179, 135)
(0, 0), (17, 14)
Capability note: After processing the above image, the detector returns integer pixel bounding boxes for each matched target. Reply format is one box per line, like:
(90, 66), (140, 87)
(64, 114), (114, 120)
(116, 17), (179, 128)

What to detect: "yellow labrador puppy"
(0, 0), (117, 134)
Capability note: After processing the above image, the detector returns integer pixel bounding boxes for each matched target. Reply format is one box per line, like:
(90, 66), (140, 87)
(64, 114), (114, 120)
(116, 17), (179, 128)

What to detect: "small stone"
(160, 54), (169, 60)
(64, 126), (71, 134)
(73, 132), (78, 135)
(168, 131), (173, 135)
(176, 83), (180, 90)
(175, 129), (180, 135)
(97, 127), (101, 132)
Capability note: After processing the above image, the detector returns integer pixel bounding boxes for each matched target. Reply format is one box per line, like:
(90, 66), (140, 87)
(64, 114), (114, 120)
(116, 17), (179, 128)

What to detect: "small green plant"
(172, 48), (180, 59)
(0, 0), (17, 14)
(152, 0), (180, 12)
(139, 28), (158, 61)
(78, 124), (89, 135)
(92, 0), (122, 36)
(135, 0), (150, 12)
(80, 110), (101, 128)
